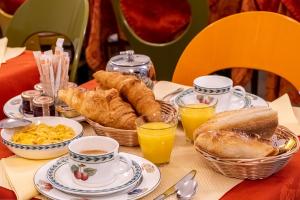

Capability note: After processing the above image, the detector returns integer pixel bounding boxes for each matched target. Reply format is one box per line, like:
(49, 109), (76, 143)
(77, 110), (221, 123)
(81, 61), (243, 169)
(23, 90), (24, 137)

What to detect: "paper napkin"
(2, 47), (26, 63)
(1, 156), (49, 200)
(0, 37), (26, 67)
(0, 37), (8, 65)
(269, 94), (300, 135)
(153, 81), (190, 100)
(0, 159), (11, 190)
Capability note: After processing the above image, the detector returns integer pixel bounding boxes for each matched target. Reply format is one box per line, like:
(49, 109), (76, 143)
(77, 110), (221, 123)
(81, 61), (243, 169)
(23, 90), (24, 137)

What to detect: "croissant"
(93, 70), (161, 122)
(58, 87), (137, 130)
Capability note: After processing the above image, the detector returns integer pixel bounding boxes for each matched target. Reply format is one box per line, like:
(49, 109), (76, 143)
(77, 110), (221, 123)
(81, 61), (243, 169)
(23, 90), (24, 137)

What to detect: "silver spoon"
(161, 88), (184, 101)
(177, 179), (198, 200)
(0, 118), (32, 129)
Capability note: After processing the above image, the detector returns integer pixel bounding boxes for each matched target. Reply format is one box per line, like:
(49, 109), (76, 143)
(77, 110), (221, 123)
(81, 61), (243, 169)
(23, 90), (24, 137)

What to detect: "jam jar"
(34, 82), (78, 94)
(32, 96), (55, 117)
(21, 90), (42, 114)
(106, 50), (156, 88)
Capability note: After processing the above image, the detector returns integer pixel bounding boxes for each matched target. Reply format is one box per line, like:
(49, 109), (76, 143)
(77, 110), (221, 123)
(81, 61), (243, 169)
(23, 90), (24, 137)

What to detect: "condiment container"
(34, 83), (44, 93)
(56, 104), (80, 118)
(34, 82), (78, 94)
(21, 90), (42, 114)
(32, 96), (55, 117)
(106, 50), (156, 88)
(66, 82), (78, 88)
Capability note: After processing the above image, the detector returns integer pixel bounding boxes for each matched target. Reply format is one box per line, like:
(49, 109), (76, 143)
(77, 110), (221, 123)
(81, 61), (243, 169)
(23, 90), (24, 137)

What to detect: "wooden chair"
(5, 0), (89, 82)
(172, 11), (300, 91)
(111, 0), (209, 80)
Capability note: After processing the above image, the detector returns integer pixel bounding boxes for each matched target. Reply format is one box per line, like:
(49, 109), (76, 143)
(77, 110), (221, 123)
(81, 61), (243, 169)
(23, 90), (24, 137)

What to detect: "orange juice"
(179, 103), (215, 142)
(137, 122), (176, 164)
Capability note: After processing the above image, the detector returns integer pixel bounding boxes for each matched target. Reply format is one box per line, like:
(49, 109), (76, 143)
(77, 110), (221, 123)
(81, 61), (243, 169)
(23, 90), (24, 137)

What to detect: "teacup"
(193, 75), (246, 112)
(68, 136), (132, 187)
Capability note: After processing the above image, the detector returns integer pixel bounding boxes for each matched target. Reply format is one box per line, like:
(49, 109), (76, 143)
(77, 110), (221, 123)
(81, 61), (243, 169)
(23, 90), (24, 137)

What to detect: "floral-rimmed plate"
(34, 153), (161, 200)
(46, 156), (142, 196)
(3, 95), (85, 122)
(171, 88), (268, 113)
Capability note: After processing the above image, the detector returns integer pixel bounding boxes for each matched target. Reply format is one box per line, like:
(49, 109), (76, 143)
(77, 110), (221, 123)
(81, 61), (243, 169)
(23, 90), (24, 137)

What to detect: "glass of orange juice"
(178, 94), (217, 142)
(136, 112), (178, 165)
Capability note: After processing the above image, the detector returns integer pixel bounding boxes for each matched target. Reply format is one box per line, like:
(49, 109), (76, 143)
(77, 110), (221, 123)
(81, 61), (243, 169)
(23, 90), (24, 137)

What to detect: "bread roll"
(194, 107), (278, 140)
(194, 130), (276, 158)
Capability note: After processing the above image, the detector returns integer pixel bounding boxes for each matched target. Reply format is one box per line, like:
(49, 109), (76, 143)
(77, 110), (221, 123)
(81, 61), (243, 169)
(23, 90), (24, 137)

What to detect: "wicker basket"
(86, 101), (177, 147)
(195, 126), (300, 180)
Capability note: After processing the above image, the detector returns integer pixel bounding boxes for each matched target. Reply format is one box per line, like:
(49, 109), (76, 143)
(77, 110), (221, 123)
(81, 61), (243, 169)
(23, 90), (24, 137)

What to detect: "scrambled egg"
(12, 123), (75, 145)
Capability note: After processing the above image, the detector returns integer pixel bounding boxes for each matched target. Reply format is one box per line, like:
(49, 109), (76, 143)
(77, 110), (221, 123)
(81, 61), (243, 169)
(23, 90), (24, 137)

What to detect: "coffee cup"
(68, 136), (132, 187)
(193, 75), (246, 112)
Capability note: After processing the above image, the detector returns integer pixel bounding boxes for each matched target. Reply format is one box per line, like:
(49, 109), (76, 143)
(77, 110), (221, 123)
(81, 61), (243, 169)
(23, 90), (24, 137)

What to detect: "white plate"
(3, 95), (85, 122)
(171, 88), (268, 112)
(34, 153), (161, 200)
(47, 156), (142, 196)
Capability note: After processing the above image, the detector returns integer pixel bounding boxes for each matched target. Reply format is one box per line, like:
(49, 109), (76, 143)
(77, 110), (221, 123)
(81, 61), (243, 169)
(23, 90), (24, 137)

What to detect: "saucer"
(171, 88), (268, 113)
(47, 156), (142, 196)
(3, 95), (85, 122)
(34, 152), (161, 200)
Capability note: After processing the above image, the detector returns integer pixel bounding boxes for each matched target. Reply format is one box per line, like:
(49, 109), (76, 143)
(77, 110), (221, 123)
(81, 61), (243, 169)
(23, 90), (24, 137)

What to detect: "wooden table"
(0, 50), (39, 119)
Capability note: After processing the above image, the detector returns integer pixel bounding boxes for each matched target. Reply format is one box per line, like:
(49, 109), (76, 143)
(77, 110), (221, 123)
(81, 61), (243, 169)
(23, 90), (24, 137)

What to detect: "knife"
(153, 170), (197, 200)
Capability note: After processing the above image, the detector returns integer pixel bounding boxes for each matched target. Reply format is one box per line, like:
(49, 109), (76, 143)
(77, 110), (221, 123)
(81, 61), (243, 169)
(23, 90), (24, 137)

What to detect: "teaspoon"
(0, 118), (32, 129)
(177, 179), (198, 200)
(161, 88), (184, 101)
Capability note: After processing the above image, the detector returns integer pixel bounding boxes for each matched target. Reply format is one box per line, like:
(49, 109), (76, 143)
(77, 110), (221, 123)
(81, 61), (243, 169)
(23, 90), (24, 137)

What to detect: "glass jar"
(106, 50), (156, 88)
(21, 90), (42, 114)
(32, 96), (55, 117)
(34, 83), (44, 94)
(34, 82), (78, 94)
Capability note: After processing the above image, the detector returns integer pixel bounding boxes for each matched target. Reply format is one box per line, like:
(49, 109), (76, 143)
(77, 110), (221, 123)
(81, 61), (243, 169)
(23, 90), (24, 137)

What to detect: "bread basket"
(195, 126), (300, 180)
(86, 101), (177, 146)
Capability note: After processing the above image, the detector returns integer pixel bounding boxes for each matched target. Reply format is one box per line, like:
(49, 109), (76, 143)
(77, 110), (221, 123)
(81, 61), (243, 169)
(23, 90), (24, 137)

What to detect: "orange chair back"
(172, 11), (300, 90)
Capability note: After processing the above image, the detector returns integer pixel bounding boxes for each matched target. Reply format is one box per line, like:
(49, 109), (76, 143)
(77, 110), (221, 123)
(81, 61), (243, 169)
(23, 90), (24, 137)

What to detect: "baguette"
(194, 107), (278, 140)
(194, 130), (277, 158)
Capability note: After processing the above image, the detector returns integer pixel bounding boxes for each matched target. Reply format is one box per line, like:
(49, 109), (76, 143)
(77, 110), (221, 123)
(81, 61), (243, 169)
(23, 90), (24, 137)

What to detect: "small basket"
(195, 126), (300, 180)
(86, 101), (177, 147)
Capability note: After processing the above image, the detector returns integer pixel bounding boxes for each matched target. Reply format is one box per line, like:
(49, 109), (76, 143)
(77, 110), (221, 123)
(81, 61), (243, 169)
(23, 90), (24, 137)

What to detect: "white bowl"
(1, 117), (83, 159)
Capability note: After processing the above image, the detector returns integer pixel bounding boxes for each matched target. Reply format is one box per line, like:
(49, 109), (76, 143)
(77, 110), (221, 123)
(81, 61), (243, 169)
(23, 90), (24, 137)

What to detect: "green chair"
(5, 0), (89, 82)
(0, 8), (13, 36)
(111, 0), (209, 80)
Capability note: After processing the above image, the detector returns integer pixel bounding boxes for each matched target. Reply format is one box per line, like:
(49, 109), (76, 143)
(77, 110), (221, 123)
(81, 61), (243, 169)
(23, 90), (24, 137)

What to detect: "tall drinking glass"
(136, 112), (178, 165)
(178, 94), (217, 142)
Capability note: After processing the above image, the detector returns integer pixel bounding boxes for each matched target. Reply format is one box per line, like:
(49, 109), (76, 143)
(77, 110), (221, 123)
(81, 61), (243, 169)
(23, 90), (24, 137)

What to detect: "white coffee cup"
(193, 75), (246, 112)
(68, 136), (132, 188)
